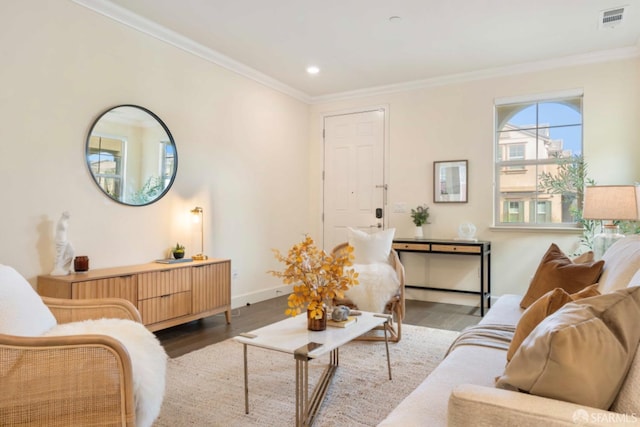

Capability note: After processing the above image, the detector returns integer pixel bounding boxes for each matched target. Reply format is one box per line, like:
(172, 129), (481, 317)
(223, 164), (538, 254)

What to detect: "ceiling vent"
(599, 6), (626, 29)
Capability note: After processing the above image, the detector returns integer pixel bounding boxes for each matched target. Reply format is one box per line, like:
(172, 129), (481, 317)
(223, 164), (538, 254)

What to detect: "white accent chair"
(332, 229), (406, 342)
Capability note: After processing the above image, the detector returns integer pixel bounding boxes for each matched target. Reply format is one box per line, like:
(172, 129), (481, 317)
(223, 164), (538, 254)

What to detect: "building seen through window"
(495, 95), (583, 226)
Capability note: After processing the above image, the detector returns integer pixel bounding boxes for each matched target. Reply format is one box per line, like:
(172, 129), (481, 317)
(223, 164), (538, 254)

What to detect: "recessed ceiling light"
(306, 66), (320, 75)
(389, 16), (402, 23)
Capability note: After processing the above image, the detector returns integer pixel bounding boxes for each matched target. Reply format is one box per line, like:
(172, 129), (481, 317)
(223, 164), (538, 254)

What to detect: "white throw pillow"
(0, 265), (57, 336)
(627, 270), (640, 288)
(347, 227), (395, 264)
(598, 235), (640, 293)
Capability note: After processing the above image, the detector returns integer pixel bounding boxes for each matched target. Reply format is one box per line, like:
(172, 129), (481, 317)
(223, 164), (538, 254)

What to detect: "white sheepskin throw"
(45, 318), (167, 427)
(344, 262), (400, 313)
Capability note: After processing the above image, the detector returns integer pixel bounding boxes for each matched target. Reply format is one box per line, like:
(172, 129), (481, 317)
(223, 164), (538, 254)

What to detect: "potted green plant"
(410, 205), (430, 238)
(172, 242), (185, 259)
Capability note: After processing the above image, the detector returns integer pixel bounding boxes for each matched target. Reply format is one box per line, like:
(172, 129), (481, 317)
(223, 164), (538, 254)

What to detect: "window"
(503, 200), (524, 222)
(88, 135), (126, 200)
(505, 144), (525, 171)
(508, 144), (524, 161)
(495, 92), (583, 227)
(530, 200), (552, 223)
(161, 141), (175, 187)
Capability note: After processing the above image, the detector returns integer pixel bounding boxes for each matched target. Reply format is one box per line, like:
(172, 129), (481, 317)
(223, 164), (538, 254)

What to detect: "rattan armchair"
(0, 296), (153, 427)
(332, 243), (406, 342)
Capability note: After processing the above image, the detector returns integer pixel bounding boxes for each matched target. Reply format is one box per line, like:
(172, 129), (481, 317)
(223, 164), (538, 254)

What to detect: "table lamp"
(191, 206), (208, 260)
(582, 185), (640, 259)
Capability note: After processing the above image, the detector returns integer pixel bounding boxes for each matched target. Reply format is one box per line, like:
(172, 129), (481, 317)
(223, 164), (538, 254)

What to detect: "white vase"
(414, 226), (423, 238)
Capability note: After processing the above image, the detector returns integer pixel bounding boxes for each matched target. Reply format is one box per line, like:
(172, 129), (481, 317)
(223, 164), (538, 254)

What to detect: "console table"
(392, 238), (491, 316)
(38, 258), (231, 331)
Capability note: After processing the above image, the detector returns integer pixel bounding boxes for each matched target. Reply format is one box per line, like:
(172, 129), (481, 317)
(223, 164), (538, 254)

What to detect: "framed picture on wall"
(434, 160), (468, 203)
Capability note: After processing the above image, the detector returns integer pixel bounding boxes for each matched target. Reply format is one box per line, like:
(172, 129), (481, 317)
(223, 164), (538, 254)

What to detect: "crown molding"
(310, 46), (640, 104)
(73, 0), (639, 106)
(72, 0), (312, 103)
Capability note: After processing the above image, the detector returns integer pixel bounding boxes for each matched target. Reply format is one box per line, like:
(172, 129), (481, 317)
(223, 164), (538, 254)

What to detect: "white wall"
(309, 58), (640, 303)
(2, 1), (638, 310)
(0, 1), (309, 305)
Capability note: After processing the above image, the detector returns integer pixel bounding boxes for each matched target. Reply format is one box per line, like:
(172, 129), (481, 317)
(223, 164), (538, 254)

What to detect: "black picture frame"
(434, 160), (468, 203)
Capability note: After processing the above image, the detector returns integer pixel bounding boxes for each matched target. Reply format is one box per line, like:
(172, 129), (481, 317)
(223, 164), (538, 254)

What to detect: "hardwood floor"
(155, 296), (481, 358)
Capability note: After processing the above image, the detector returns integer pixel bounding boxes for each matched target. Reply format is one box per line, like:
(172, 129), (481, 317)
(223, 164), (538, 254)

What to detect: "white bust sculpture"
(51, 211), (75, 276)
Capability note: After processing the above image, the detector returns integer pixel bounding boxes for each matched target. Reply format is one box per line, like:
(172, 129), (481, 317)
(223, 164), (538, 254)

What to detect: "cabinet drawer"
(138, 291), (192, 325)
(392, 243), (431, 252)
(431, 244), (481, 254)
(73, 276), (137, 305)
(138, 268), (191, 300)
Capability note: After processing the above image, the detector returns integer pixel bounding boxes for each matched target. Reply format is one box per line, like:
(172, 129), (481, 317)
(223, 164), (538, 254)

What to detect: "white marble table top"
(234, 310), (389, 358)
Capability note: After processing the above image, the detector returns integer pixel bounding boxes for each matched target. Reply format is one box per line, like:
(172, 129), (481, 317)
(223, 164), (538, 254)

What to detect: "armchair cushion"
(0, 265), (56, 336)
(45, 318), (167, 427)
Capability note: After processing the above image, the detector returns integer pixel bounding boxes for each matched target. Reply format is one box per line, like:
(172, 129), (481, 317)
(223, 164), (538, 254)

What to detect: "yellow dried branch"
(268, 235), (358, 317)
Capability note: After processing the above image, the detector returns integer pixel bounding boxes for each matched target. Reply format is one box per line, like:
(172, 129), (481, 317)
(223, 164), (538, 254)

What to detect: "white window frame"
(493, 89), (583, 229)
(87, 133), (127, 201)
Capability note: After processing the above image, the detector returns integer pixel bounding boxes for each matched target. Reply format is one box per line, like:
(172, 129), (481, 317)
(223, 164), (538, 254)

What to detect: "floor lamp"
(582, 185), (640, 259)
(191, 206), (208, 260)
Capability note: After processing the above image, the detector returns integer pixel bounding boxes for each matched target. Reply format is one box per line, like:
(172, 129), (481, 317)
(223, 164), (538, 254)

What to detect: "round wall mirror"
(86, 105), (177, 206)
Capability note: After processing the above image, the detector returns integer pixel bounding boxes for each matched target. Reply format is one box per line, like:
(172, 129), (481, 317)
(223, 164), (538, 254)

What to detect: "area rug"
(154, 324), (459, 426)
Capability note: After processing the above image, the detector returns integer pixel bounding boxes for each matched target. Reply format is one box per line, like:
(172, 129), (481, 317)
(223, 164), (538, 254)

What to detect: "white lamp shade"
(583, 185), (640, 220)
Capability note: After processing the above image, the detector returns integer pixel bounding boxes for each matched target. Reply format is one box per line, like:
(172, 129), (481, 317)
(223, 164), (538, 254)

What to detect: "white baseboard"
(232, 285), (500, 311)
(231, 284), (290, 309)
(405, 286), (499, 309)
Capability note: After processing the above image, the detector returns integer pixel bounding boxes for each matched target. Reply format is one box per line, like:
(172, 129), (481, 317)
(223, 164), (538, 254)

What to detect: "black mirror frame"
(85, 104), (178, 207)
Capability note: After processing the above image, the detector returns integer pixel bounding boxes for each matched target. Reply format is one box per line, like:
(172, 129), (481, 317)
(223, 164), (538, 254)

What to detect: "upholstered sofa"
(379, 236), (640, 427)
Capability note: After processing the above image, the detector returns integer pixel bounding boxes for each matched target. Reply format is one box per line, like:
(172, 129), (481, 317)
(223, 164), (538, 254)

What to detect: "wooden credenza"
(38, 258), (231, 332)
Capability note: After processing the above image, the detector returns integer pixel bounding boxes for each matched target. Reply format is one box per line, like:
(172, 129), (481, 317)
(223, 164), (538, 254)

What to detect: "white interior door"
(323, 109), (386, 250)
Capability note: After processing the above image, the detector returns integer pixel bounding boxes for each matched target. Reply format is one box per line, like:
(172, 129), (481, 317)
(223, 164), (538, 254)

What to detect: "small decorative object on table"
(268, 235), (359, 331)
(51, 211), (75, 276)
(331, 305), (351, 321)
(327, 305), (357, 328)
(456, 222), (478, 241)
(172, 242), (185, 259)
(74, 256), (89, 272)
(410, 204), (430, 238)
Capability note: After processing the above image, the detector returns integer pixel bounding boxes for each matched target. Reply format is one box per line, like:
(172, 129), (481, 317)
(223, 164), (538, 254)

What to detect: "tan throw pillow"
(520, 244), (604, 309)
(497, 286), (640, 410)
(572, 251), (594, 264)
(506, 284), (600, 361)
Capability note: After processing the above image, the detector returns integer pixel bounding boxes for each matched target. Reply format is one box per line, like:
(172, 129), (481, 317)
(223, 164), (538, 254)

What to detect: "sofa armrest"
(448, 384), (640, 427)
(0, 333), (135, 426)
(42, 296), (142, 324)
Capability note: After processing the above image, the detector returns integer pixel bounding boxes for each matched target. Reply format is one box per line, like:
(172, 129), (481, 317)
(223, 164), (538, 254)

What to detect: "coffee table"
(234, 311), (392, 426)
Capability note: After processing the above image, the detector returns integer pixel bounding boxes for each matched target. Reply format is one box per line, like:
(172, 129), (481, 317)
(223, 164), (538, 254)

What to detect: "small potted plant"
(172, 242), (185, 259)
(410, 204), (430, 238)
